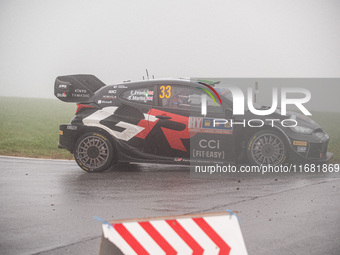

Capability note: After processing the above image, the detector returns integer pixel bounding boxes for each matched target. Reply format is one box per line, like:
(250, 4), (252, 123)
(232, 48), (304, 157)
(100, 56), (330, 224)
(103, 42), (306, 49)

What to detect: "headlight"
(290, 125), (313, 135)
(315, 131), (329, 141)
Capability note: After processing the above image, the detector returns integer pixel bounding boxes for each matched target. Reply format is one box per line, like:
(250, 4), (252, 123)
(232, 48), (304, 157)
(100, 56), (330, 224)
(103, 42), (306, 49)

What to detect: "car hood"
(285, 110), (321, 130)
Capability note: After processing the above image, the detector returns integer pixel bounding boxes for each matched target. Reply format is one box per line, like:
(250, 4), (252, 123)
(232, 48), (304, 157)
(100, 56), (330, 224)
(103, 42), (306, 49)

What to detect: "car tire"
(74, 132), (114, 172)
(246, 130), (287, 166)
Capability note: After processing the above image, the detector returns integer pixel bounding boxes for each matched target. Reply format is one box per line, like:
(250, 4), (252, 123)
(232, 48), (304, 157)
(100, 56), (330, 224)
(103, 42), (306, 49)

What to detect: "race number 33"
(159, 85), (171, 98)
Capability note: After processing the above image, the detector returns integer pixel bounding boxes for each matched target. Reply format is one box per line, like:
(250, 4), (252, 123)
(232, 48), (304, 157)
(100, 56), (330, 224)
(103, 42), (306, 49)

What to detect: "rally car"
(55, 75), (333, 172)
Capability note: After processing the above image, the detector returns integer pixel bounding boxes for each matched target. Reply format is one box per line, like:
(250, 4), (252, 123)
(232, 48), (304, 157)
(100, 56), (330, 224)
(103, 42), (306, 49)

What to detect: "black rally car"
(55, 75), (333, 172)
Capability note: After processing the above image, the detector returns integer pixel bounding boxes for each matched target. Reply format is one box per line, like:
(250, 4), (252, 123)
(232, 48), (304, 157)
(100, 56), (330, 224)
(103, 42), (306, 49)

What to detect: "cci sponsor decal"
(199, 139), (220, 149)
(192, 139), (225, 159)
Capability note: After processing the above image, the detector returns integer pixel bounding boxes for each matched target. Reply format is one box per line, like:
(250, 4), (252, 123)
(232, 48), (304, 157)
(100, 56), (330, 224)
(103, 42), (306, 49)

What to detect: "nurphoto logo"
(200, 86), (312, 128)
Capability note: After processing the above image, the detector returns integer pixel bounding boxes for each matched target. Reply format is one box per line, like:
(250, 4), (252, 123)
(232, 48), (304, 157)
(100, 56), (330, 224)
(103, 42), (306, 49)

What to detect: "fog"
(205, 78), (340, 113)
(0, 0), (339, 103)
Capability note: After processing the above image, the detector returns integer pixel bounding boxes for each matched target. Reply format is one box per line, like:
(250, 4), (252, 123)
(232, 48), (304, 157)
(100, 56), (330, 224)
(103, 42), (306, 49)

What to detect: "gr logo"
(199, 139), (220, 149)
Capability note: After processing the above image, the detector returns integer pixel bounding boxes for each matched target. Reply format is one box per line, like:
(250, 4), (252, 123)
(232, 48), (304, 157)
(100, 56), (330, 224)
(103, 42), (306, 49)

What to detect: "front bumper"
(289, 151), (334, 164)
(287, 136), (333, 164)
(324, 152), (334, 162)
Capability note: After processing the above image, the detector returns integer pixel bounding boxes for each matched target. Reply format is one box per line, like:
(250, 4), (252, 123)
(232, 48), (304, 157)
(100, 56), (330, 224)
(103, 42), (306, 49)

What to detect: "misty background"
(0, 0), (339, 111)
(201, 78), (340, 113)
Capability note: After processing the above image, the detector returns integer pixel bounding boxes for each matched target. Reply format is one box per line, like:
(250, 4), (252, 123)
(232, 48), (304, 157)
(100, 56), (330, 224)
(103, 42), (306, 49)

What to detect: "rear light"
(76, 104), (95, 114)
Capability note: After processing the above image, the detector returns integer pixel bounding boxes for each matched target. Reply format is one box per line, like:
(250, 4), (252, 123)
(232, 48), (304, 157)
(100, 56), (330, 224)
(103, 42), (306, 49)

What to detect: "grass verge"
(0, 97), (75, 159)
(309, 111), (340, 163)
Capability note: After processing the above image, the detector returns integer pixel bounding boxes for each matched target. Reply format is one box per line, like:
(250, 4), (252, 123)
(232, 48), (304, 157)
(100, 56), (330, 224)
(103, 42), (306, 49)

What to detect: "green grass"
(309, 111), (340, 163)
(0, 97), (339, 162)
(0, 97), (75, 159)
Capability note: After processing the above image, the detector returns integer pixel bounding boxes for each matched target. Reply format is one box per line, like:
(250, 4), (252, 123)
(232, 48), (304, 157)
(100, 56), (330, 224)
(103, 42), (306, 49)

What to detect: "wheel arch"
(242, 124), (290, 145)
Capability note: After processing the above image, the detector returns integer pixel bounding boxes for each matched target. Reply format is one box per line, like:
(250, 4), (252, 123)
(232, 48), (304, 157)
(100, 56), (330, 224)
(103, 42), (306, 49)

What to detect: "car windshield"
(215, 87), (233, 102)
(215, 87), (261, 110)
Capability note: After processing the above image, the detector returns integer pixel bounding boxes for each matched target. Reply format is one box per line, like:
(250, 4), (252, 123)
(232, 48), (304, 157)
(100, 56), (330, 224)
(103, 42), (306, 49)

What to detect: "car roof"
(109, 78), (208, 88)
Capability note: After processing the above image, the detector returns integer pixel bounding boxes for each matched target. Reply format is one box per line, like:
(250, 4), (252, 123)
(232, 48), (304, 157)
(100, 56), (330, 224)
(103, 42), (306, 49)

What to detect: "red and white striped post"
(99, 212), (248, 255)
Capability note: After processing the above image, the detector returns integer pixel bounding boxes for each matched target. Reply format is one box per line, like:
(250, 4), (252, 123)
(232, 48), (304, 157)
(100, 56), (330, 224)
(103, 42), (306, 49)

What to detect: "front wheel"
(246, 130), (287, 166)
(74, 132), (114, 172)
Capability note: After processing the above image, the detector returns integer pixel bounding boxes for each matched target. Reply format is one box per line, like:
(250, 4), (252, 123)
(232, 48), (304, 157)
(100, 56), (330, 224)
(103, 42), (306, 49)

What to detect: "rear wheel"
(74, 132), (114, 172)
(247, 130), (287, 166)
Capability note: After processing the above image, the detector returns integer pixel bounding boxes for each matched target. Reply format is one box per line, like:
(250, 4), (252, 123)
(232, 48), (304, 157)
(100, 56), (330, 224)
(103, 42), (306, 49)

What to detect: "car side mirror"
(225, 108), (233, 119)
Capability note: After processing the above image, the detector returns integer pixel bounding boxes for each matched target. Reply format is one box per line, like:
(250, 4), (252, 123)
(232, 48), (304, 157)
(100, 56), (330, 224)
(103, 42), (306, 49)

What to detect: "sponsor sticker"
(75, 89), (87, 93)
(59, 130), (63, 135)
(293, 140), (307, 146)
(58, 84), (68, 90)
(71, 93), (90, 98)
(189, 117), (233, 134)
(67, 125), (77, 130)
(98, 100), (112, 104)
(297, 146), (307, 152)
(192, 149), (225, 159)
(113, 85), (128, 89)
(199, 139), (220, 149)
(103, 95), (117, 100)
(57, 92), (67, 98)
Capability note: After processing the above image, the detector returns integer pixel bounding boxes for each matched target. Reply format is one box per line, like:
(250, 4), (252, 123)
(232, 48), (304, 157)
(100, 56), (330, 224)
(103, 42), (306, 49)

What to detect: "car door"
(113, 85), (156, 155)
(144, 84), (192, 159)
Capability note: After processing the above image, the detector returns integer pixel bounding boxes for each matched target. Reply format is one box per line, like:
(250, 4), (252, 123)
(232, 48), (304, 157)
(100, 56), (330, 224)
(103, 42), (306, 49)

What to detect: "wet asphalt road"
(0, 156), (339, 255)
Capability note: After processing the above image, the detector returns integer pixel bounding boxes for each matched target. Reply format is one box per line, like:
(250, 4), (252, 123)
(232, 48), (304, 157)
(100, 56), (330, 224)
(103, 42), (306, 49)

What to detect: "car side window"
(120, 87), (154, 105)
(158, 85), (223, 112)
(158, 85), (191, 109)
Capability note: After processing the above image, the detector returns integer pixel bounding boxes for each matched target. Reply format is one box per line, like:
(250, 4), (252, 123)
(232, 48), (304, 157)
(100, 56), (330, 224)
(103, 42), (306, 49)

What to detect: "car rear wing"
(54, 74), (106, 102)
